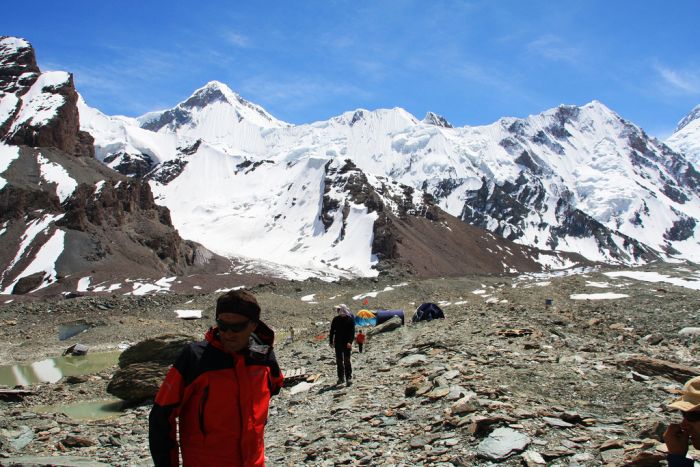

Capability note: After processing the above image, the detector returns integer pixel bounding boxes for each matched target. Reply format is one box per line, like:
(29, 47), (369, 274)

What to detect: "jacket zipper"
(199, 385), (210, 436)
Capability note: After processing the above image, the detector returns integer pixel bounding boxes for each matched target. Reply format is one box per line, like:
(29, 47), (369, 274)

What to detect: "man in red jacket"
(149, 290), (284, 466)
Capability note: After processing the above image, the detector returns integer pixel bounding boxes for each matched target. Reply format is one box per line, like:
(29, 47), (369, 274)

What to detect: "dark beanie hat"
(216, 289), (261, 321)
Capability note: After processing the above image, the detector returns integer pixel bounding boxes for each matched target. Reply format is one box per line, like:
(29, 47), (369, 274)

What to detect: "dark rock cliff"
(0, 36), (94, 157)
(0, 37), (231, 294)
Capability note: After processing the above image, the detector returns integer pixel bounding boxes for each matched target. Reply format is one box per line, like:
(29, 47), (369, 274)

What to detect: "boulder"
(368, 316), (402, 336)
(108, 334), (197, 402)
(107, 362), (171, 402)
(117, 333), (194, 368)
(11, 272), (45, 294)
(621, 355), (700, 383)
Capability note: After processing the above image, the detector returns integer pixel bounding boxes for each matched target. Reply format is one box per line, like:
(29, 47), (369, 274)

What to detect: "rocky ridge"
(0, 37), (233, 295)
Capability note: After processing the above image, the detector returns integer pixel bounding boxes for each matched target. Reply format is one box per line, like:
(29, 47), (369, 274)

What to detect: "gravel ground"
(1, 262), (699, 465)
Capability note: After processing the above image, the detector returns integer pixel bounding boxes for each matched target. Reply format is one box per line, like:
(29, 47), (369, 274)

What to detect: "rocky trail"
(0, 262), (699, 466)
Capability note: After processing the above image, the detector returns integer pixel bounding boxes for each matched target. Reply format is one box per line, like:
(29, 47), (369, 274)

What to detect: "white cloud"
(222, 31), (250, 48)
(526, 34), (581, 64)
(654, 63), (700, 95)
(241, 76), (371, 113)
(457, 62), (517, 95)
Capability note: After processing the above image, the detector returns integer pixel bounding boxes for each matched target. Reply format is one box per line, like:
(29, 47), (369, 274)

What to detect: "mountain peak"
(138, 80), (287, 132)
(0, 36), (40, 93)
(182, 81), (237, 109)
(423, 112), (453, 128)
(0, 36), (32, 64)
(202, 80), (231, 92)
(583, 100), (616, 115)
(676, 104), (700, 133)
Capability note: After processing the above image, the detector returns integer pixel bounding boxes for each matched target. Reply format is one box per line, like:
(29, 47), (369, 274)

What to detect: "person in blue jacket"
(664, 375), (700, 466)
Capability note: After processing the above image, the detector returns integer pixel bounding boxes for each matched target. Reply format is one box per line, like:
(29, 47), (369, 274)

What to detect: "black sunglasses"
(216, 319), (252, 333)
(683, 411), (700, 423)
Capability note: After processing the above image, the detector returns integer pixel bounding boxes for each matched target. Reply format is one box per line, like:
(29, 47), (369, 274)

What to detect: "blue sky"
(3, 1), (700, 138)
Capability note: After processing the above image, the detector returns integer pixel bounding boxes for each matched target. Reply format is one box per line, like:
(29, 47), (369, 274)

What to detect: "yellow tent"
(355, 309), (377, 327)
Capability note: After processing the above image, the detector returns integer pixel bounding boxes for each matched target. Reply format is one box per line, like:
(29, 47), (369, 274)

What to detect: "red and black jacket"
(149, 321), (283, 466)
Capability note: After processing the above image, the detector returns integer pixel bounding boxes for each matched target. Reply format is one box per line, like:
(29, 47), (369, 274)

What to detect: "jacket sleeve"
(149, 347), (191, 466)
(329, 317), (336, 345)
(267, 348), (284, 396)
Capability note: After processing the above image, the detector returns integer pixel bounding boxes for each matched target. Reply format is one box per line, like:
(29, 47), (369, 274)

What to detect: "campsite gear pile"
(353, 303), (445, 327)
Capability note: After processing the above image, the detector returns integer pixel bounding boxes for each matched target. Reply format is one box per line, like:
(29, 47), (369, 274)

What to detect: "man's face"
(216, 312), (257, 353)
(683, 411), (700, 449)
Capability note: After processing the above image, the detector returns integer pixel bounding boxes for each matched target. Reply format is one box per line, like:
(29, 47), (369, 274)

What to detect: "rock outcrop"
(0, 37), (232, 295)
(0, 36), (94, 157)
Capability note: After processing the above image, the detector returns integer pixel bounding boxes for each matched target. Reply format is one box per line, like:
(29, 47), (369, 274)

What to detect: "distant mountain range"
(80, 80), (700, 268)
(2, 35), (699, 294)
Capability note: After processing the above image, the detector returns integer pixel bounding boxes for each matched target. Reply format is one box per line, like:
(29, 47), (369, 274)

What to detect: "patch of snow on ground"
(0, 144), (21, 190)
(570, 292), (629, 300)
(93, 283), (123, 292)
(77, 277), (91, 292)
(2, 229), (65, 293)
(37, 154), (77, 202)
(214, 285), (245, 293)
(352, 286), (396, 301)
(301, 294), (316, 302)
(174, 310), (202, 319)
(604, 270), (700, 291)
(128, 277), (176, 295)
(586, 281), (610, 288)
(94, 180), (106, 196)
(353, 291), (380, 300)
(2, 214), (64, 283)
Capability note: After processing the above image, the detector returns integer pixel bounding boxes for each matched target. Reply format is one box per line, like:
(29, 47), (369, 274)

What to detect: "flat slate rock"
(477, 427), (531, 460)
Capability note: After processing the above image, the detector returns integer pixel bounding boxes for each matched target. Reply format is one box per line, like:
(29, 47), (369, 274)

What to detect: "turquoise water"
(33, 398), (126, 420)
(0, 351), (121, 386)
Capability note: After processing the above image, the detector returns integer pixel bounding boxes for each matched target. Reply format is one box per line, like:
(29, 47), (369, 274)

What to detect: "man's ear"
(251, 322), (258, 331)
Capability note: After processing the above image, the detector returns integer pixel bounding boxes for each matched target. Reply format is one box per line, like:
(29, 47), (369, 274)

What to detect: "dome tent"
(375, 309), (404, 325)
(412, 303), (445, 323)
(355, 309), (376, 327)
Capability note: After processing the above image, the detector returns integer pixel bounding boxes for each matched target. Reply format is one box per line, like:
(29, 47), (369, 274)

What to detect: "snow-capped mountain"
(6, 35), (700, 292)
(2, 37), (573, 293)
(0, 36), (233, 295)
(667, 104), (700, 166)
(80, 79), (700, 269)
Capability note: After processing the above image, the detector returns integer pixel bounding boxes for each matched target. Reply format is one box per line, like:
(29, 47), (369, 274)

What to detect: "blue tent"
(375, 309), (404, 325)
(412, 303), (445, 323)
